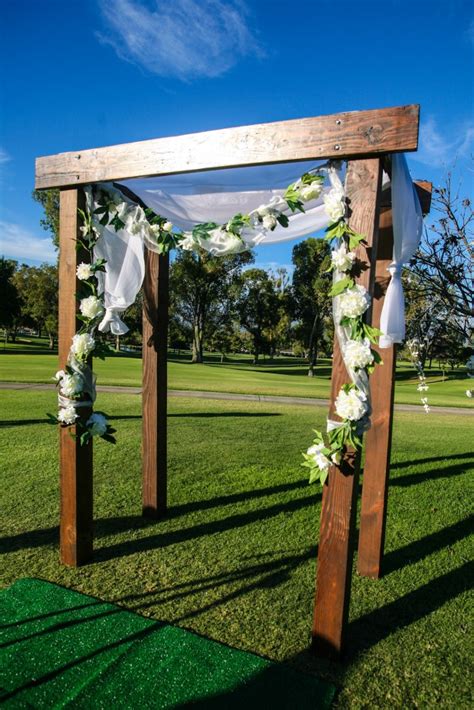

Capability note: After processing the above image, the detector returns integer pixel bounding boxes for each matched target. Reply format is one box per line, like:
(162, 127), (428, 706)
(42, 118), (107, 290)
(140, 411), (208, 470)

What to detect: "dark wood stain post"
(142, 249), (169, 517)
(312, 159), (383, 658)
(58, 188), (93, 566)
(357, 180), (432, 578)
(357, 204), (396, 578)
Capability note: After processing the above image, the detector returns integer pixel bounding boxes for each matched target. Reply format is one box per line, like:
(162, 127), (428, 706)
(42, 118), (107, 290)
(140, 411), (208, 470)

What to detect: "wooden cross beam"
(35, 105), (419, 189)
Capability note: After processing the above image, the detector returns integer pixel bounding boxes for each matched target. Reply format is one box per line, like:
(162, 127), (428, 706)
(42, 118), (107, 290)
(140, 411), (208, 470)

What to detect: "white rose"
(300, 183), (322, 202)
(149, 224), (161, 237)
(339, 285), (370, 319)
(86, 412), (108, 436)
(343, 338), (374, 370)
(331, 243), (356, 272)
(70, 333), (95, 360)
(262, 214), (277, 231)
(307, 443), (330, 472)
(323, 188), (346, 222)
(466, 390), (473, 398)
(178, 234), (196, 251)
(335, 387), (368, 421)
(79, 296), (104, 321)
(59, 373), (83, 398)
(162, 221), (173, 232)
(76, 263), (94, 281)
(57, 405), (78, 425)
(53, 369), (65, 382)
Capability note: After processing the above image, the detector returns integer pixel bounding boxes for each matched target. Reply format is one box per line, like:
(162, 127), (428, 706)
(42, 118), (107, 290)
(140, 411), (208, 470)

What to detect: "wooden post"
(58, 188), (93, 566)
(142, 249), (169, 517)
(312, 159), (382, 659)
(357, 204), (396, 578)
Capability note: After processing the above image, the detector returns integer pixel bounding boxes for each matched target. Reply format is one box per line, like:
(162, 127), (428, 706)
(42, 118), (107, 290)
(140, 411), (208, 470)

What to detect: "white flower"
(57, 405), (78, 425)
(162, 221), (173, 232)
(70, 333), (95, 360)
(323, 188), (346, 222)
(59, 373), (83, 398)
(307, 443), (331, 472)
(339, 285), (370, 319)
(331, 451), (341, 465)
(149, 224), (161, 237)
(79, 296), (104, 321)
(423, 404), (431, 414)
(256, 204), (270, 217)
(300, 183), (322, 202)
(331, 243), (356, 272)
(343, 339), (374, 370)
(466, 390), (473, 398)
(262, 214), (277, 231)
(86, 412), (108, 437)
(76, 263), (94, 281)
(53, 369), (65, 382)
(417, 383), (429, 392)
(335, 387), (368, 421)
(179, 233), (196, 251)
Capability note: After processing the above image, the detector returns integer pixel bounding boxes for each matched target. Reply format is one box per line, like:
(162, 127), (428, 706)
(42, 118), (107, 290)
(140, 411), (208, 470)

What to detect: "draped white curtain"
(92, 155), (423, 347)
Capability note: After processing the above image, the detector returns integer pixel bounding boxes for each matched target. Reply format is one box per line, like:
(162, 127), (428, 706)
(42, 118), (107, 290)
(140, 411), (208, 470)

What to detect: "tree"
(32, 189), (60, 249)
(0, 258), (21, 341)
(409, 173), (473, 343)
(13, 263), (58, 348)
(236, 268), (280, 363)
(170, 249), (253, 363)
(291, 238), (332, 375)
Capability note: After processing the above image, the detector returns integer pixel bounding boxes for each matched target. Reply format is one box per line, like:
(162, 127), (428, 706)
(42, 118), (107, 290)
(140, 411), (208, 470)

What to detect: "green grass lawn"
(1, 388), (472, 707)
(0, 337), (472, 408)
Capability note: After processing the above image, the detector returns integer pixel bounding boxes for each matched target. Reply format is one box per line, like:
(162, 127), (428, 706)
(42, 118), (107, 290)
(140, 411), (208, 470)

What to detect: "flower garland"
(48, 206), (117, 445)
(51, 162), (387, 472)
(406, 338), (430, 414)
(301, 191), (384, 485)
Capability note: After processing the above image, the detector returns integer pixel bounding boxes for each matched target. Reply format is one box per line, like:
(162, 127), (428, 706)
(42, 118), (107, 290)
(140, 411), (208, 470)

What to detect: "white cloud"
(97, 0), (262, 80)
(413, 116), (474, 168)
(0, 148), (10, 165)
(0, 221), (56, 264)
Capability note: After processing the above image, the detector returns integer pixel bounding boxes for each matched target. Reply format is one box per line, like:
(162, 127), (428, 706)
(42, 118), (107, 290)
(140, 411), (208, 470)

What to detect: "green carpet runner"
(0, 578), (335, 708)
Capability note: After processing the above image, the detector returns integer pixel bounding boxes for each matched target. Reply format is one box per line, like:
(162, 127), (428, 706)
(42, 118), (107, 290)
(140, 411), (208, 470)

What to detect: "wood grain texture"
(312, 158), (383, 659)
(58, 188), (93, 567)
(357, 206), (396, 579)
(142, 250), (169, 518)
(35, 105), (419, 189)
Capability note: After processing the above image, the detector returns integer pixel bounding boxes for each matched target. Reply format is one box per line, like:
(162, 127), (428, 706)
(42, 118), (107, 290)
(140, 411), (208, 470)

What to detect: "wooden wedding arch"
(35, 104), (431, 659)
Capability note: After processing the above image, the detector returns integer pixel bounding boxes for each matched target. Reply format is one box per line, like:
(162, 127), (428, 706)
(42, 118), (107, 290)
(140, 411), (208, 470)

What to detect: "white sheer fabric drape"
(379, 153), (423, 347)
(91, 155), (422, 346)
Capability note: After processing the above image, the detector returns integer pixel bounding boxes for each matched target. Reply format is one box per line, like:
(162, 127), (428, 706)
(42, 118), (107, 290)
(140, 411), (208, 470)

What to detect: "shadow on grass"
(94, 492), (320, 563)
(382, 516), (474, 575)
(0, 478), (310, 554)
(345, 559), (473, 657)
(0, 411), (282, 428)
(114, 547), (317, 622)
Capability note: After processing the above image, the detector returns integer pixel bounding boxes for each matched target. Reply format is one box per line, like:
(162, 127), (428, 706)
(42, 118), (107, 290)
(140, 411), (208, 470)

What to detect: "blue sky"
(0, 0), (472, 269)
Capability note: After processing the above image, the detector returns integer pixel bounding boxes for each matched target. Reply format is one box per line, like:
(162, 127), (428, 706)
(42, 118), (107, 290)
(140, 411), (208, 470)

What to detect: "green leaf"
(329, 276), (354, 297)
(362, 323), (383, 343)
(324, 220), (346, 241)
(276, 214), (289, 228)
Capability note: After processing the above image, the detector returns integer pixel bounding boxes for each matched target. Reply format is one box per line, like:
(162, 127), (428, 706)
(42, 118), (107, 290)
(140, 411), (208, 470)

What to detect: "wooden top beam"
(35, 105), (419, 189)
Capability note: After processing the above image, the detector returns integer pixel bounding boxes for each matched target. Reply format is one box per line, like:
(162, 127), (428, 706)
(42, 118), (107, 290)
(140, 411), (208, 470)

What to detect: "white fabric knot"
(98, 308), (129, 335)
(387, 262), (402, 278)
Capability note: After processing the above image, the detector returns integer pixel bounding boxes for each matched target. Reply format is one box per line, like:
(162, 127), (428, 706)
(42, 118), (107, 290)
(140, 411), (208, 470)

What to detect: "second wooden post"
(142, 249), (169, 517)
